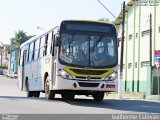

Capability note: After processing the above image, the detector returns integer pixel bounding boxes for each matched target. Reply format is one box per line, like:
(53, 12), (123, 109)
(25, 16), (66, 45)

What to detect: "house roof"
(114, 0), (137, 28)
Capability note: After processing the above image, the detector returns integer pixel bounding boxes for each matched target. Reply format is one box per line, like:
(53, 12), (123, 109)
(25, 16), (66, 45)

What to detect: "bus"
(18, 20), (118, 101)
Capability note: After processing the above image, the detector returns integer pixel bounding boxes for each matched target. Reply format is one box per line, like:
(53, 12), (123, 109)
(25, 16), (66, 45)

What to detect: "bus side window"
(22, 50), (27, 66)
(39, 36), (45, 58)
(44, 34), (48, 56)
(38, 38), (41, 59)
(47, 32), (53, 55)
(27, 44), (30, 63)
(28, 42), (34, 62)
(20, 49), (24, 66)
(50, 31), (54, 56)
(34, 39), (40, 60)
(53, 34), (58, 56)
(18, 49), (21, 65)
(32, 41), (35, 60)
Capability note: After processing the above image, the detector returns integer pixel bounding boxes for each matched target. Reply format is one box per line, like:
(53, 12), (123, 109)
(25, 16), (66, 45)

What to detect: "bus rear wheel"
(92, 91), (104, 102)
(45, 77), (55, 100)
(33, 91), (40, 97)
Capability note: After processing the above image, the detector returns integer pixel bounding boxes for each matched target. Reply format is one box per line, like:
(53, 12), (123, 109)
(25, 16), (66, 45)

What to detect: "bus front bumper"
(53, 76), (117, 92)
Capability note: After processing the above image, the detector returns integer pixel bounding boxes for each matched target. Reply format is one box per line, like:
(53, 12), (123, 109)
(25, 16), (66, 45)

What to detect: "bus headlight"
(105, 72), (117, 81)
(58, 69), (73, 79)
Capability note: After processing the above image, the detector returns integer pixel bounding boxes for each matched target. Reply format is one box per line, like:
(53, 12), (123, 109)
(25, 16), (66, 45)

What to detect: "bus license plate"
(106, 84), (115, 88)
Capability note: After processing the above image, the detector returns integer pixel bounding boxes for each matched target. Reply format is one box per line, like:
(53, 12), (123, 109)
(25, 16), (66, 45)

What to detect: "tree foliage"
(11, 30), (32, 49)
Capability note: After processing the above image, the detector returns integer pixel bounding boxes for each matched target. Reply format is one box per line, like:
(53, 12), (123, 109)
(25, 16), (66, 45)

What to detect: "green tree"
(11, 30), (33, 49)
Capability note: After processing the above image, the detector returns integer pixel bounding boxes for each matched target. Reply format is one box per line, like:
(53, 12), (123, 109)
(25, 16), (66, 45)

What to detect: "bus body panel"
(25, 55), (53, 91)
(51, 75), (118, 92)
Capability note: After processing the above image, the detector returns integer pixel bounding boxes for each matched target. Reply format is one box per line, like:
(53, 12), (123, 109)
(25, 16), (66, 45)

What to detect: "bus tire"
(26, 80), (34, 97)
(45, 77), (55, 100)
(33, 91), (40, 97)
(61, 91), (75, 101)
(92, 91), (104, 102)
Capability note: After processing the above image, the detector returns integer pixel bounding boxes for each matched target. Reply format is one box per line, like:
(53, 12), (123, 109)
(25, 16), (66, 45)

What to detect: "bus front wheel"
(61, 91), (75, 101)
(45, 77), (55, 100)
(92, 91), (104, 102)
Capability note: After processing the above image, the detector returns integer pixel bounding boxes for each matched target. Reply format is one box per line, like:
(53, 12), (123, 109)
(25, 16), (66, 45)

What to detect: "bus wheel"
(33, 91), (40, 97)
(92, 92), (104, 102)
(26, 80), (34, 97)
(61, 91), (75, 101)
(45, 77), (55, 100)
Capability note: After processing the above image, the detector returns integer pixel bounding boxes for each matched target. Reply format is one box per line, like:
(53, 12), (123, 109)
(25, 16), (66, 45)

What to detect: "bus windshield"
(59, 33), (117, 67)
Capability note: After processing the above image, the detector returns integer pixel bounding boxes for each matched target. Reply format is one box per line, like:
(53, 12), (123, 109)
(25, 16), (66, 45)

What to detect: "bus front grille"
(78, 82), (99, 87)
(75, 76), (101, 79)
(70, 69), (108, 75)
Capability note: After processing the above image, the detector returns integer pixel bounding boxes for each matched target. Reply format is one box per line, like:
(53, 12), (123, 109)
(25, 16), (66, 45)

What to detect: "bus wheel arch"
(44, 72), (49, 88)
(25, 77), (29, 91)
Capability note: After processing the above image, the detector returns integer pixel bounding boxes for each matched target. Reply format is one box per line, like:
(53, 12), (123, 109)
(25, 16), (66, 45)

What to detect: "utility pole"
(150, 14), (152, 67)
(150, 13), (153, 94)
(118, 1), (125, 99)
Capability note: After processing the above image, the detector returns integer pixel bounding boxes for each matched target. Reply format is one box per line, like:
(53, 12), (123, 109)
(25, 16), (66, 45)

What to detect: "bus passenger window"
(44, 34), (48, 56)
(28, 42), (34, 62)
(18, 49), (21, 65)
(34, 39), (40, 60)
(47, 32), (53, 55)
(39, 37), (45, 58)
(20, 49), (25, 66)
(50, 31), (54, 55)
(52, 34), (58, 56)
(22, 50), (27, 65)
(27, 45), (30, 62)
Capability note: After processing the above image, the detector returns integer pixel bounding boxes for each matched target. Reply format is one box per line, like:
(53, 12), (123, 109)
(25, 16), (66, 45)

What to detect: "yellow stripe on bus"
(64, 66), (114, 78)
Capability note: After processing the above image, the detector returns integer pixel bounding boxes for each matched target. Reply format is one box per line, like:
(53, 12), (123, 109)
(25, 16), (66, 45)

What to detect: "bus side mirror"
(55, 36), (61, 47)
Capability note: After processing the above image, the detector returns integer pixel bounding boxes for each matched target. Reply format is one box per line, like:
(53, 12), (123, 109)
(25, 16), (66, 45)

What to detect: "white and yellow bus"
(18, 20), (118, 101)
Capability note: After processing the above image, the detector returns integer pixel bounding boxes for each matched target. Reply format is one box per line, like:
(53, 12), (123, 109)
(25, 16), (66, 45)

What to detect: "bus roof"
(61, 19), (113, 25)
(20, 26), (59, 48)
(20, 35), (37, 48)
